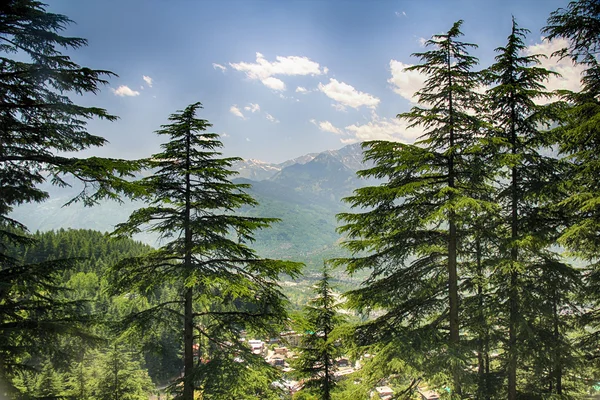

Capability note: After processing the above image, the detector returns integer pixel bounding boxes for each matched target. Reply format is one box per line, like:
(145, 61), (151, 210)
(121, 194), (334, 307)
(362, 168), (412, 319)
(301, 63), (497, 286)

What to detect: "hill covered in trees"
(3, 0), (600, 399)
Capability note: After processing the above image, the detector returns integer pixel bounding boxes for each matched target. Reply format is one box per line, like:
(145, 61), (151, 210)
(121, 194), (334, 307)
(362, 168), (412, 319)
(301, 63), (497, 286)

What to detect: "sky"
(46, 0), (583, 164)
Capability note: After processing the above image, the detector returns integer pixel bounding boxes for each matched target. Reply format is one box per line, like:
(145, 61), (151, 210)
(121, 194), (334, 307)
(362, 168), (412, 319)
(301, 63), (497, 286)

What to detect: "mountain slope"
(10, 143), (372, 270)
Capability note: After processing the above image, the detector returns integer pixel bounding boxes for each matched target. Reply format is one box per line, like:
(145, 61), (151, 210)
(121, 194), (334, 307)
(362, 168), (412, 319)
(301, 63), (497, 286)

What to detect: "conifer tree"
(96, 342), (153, 400)
(294, 267), (344, 400)
(334, 20), (483, 396)
(0, 1), (140, 394)
(110, 102), (301, 400)
(484, 17), (581, 398)
(544, 0), (600, 372)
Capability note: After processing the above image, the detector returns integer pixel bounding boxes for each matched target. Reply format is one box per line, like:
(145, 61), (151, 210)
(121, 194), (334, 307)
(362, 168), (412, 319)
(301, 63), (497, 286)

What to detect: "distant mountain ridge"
(10, 142), (373, 271)
(231, 142), (365, 182)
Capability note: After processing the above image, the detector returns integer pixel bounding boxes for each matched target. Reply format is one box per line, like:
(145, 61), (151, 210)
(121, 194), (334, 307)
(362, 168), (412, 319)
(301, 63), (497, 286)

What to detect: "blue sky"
(47, 0), (580, 164)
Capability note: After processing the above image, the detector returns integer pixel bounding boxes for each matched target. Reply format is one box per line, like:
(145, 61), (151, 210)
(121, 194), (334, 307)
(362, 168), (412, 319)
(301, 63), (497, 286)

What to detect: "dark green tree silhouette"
(110, 102), (301, 400)
(484, 17), (581, 398)
(334, 20), (484, 396)
(294, 267), (345, 400)
(0, 1), (141, 395)
(544, 0), (600, 378)
(96, 342), (153, 400)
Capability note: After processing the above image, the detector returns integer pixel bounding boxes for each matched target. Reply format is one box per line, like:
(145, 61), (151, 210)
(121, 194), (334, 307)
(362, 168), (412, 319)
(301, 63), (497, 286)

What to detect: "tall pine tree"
(110, 102), (301, 400)
(544, 0), (600, 377)
(484, 17), (581, 398)
(334, 20), (484, 397)
(0, 1), (140, 395)
(293, 267), (345, 400)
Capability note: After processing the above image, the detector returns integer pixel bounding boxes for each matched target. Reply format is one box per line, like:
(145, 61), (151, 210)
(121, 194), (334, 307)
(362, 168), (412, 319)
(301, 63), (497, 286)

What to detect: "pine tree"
(96, 342), (153, 400)
(334, 20), (483, 396)
(543, 0), (600, 65)
(293, 267), (345, 400)
(544, 0), (600, 375)
(0, 0), (141, 393)
(484, 17), (581, 398)
(110, 102), (301, 400)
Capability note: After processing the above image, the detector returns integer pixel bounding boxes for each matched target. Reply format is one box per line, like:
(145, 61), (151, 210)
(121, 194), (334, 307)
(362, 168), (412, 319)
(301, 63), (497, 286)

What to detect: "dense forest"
(1, 0), (600, 399)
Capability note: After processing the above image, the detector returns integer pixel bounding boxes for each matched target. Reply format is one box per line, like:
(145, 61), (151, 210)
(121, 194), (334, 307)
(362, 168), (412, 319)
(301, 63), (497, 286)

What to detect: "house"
(336, 357), (350, 368)
(268, 354), (287, 368)
(247, 339), (266, 355)
(418, 388), (440, 400)
(274, 347), (288, 356)
(375, 386), (394, 400)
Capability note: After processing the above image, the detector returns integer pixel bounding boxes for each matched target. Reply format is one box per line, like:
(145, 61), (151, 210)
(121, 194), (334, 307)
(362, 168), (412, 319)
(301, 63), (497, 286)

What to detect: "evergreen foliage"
(293, 267), (345, 400)
(544, 0), (600, 381)
(96, 342), (154, 400)
(0, 0), (141, 396)
(334, 20), (485, 397)
(110, 102), (302, 400)
(484, 17), (583, 398)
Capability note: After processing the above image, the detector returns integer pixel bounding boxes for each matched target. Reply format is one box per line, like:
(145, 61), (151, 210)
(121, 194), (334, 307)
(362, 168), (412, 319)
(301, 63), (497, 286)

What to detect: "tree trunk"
(183, 120), (194, 400)
(553, 288), (562, 395)
(508, 110), (518, 400)
(476, 236), (487, 400)
(447, 44), (461, 397)
(183, 288), (194, 400)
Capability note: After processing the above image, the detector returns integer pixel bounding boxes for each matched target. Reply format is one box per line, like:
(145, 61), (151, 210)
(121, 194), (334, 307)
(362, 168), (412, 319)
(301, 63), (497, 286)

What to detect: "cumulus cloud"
(229, 105), (245, 119)
(262, 76), (286, 91)
(344, 112), (423, 143)
(523, 37), (584, 104)
(316, 120), (342, 135)
(296, 86), (308, 93)
(142, 75), (153, 87)
(318, 78), (380, 109)
(244, 103), (261, 113)
(230, 52), (327, 90)
(310, 112), (422, 144)
(266, 113), (279, 123)
(388, 60), (427, 103)
(112, 85), (140, 97)
(212, 63), (227, 72)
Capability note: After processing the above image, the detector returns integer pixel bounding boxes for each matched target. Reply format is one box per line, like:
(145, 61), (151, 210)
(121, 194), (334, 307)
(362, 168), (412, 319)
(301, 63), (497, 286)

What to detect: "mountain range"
(11, 142), (374, 272)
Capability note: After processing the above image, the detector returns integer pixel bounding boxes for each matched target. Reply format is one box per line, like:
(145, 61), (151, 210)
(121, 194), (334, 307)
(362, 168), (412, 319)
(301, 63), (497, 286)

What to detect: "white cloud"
(230, 52), (327, 90)
(212, 63), (227, 72)
(266, 113), (279, 123)
(246, 137), (251, 142)
(418, 37), (427, 47)
(112, 85), (140, 97)
(262, 76), (286, 91)
(388, 60), (427, 103)
(244, 103), (261, 113)
(523, 37), (584, 104)
(317, 120), (342, 135)
(221, 132), (230, 138)
(340, 137), (360, 144)
(323, 67), (329, 74)
(229, 105), (245, 119)
(395, 11), (407, 17)
(331, 103), (347, 112)
(343, 111), (423, 143)
(318, 78), (380, 109)
(142, 75), (153, 87)
(296, 86), (308, 93)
